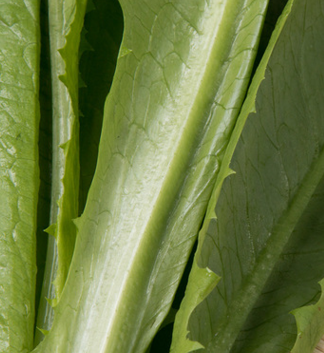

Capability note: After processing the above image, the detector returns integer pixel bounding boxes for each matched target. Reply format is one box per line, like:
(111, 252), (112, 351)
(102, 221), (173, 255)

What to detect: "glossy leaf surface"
(0, 0), (40, 351)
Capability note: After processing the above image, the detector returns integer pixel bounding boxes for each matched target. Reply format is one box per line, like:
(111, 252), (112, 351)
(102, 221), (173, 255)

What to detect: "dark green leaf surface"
(182, 0), (324, 351)
(35, 0), (51, 329)
(32, 0), (268, 352)
(0, 0), (40, 351)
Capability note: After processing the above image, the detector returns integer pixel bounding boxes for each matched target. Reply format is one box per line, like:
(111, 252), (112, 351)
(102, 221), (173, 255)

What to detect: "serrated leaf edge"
(170, 1), (295, 351)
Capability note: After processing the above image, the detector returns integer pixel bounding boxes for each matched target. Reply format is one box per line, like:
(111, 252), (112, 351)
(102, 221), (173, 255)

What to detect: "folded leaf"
(175, 0), (324, 351)
(35, 0), (87, 340)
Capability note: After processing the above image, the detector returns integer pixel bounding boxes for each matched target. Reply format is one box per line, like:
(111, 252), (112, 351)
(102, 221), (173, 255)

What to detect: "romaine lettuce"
(0, 0), (323, 352)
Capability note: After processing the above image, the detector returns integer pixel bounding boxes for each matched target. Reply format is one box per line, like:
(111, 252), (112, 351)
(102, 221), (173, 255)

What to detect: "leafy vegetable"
(0, 0), (40, 351)
(32, 0), (269, 351)
(35, 0), (87, 341)
(1, 0), (324, 352)
(291, 280), (324, 353)
(172, 0), (324, 352)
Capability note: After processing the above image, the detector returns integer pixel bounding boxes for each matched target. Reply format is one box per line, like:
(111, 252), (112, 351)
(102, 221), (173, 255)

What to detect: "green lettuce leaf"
(171, 1), (294, 350)
(172, 0), (324, 351)
(32, 0), (269, 351)
(291, 280), (324, 353)
(0, 0), (40, 351)
(35, 0), (87, 340)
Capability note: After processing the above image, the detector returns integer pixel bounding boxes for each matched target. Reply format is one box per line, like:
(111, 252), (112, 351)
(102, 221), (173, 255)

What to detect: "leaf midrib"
(85, 1), (265, 351)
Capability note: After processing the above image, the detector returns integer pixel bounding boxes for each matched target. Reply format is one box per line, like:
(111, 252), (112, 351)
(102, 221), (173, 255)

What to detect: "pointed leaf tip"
(37, 328), (50, 336)
(44, 223), (57, 237)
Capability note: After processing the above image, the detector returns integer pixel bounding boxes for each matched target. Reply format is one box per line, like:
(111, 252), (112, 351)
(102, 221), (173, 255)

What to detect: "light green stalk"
(33, 0), (268, 352)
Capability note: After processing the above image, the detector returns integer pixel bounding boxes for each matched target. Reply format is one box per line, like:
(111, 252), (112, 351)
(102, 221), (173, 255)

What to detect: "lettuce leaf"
(35, 0), (87, 340)
(172, 0), (324, 351)
(32, 0), (269, 351)
(291, 280), (324, 353)
(2, 0), (324, 352)
(0, 0), (40, 351)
